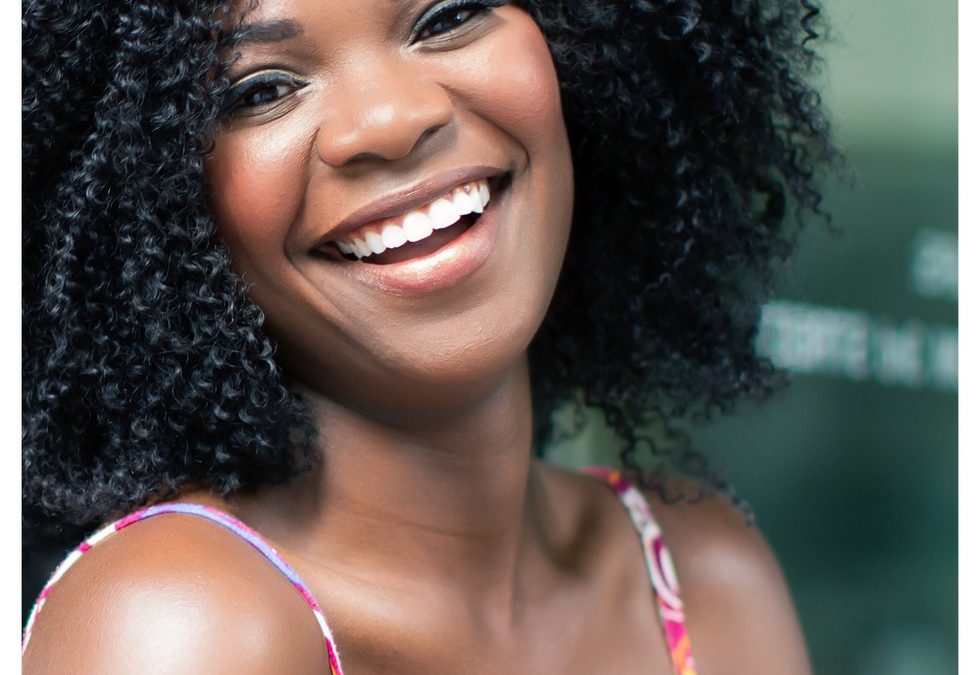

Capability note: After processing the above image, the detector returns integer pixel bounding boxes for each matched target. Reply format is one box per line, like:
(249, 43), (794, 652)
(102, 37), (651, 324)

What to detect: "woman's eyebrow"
(222, 19), (304, 47)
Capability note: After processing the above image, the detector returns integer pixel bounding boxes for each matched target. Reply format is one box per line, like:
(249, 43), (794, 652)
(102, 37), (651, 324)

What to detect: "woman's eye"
(241, 83), (291, 107)
(415, 1), (503, 41)
(225, 74), (306, 116)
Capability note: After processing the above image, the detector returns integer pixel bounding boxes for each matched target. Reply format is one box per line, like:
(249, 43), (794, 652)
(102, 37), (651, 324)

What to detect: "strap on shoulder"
(23, 502), (345, 675)
(580, 465), (698, 675)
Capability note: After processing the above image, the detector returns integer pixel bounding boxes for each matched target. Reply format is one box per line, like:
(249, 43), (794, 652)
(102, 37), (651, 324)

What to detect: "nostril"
(416, 127), (440, 146)
(346, 151), (386, 163)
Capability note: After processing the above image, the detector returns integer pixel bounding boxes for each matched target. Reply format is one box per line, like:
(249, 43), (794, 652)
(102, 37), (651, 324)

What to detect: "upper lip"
(311, 165), (506, 250)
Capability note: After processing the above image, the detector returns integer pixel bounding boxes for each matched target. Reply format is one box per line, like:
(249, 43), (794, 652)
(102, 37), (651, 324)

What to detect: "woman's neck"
(231, 357), (555, 619)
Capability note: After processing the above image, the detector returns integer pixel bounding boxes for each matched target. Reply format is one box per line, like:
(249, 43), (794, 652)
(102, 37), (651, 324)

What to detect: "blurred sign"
(758, 299), (957, 392)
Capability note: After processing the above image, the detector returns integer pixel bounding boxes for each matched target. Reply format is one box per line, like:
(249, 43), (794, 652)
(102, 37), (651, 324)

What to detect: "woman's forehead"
(228, 0), (425, 28)
(220, 0), (433, 53)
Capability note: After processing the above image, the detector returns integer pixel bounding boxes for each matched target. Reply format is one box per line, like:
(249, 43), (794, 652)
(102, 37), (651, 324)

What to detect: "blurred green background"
(547, 1), (958, 672)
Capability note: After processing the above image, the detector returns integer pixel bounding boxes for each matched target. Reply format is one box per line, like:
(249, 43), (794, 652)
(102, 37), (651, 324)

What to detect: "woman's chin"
(284, 336), (536, 427)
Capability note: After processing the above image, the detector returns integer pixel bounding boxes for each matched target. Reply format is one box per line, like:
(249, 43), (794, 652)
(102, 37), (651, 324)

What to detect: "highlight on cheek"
(491, 42), (563, 124)
(207, 112), (318, 257)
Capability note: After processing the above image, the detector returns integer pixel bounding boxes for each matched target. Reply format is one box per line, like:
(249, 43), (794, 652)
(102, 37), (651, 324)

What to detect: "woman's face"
(206, 0), (573, 422)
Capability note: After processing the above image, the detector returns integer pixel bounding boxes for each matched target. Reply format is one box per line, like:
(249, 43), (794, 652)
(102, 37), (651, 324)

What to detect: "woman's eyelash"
(224, 72), (307, 115)
(413, 0), (505, 42)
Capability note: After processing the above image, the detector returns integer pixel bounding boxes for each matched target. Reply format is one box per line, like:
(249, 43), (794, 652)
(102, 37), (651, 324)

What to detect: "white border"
(959, 0), (974, 670)
(7, 0), (23, 667)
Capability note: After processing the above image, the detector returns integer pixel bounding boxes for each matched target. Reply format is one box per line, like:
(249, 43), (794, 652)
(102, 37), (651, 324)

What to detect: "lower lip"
(338, 188), (503, 296)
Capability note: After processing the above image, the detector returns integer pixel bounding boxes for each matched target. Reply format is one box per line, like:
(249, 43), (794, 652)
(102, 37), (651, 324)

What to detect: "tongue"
(361, 219), (472, 265)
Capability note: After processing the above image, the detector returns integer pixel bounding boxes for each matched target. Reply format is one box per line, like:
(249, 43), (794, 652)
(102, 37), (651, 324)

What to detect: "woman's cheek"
(475, 13), (566, 145)
(206, 123), (312, 273)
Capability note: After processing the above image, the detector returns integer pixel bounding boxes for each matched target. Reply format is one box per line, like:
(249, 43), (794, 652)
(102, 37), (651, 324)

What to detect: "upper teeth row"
(335, 179), (491, 259)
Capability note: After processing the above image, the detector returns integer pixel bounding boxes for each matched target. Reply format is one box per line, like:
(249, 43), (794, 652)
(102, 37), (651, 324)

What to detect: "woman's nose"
(315, 59), (454, 167)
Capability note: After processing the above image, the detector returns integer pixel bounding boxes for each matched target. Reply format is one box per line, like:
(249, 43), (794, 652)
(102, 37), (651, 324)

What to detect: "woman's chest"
(294, 558), (677, 675)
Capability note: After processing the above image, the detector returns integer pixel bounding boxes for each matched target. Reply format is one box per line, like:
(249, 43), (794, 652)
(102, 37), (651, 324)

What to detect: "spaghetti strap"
(22, 502), (346, 675)
(580, 465), (698, 675)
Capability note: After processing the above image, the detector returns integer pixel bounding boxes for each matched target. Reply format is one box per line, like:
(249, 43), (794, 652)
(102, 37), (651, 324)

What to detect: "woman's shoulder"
(545, 462), (812, 674)
(640, 478), (813, 674)
(23, 505), (329, 674)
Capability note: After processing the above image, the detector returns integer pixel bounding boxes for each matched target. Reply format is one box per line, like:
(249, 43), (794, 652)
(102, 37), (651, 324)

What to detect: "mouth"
(316, 176), (504, 266)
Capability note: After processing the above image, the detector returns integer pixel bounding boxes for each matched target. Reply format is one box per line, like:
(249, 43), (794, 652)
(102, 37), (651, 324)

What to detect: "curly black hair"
(23, 0), (837, 537)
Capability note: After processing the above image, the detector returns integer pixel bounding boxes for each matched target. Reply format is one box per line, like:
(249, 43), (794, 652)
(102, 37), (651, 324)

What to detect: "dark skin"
(23, 1), (812, 672)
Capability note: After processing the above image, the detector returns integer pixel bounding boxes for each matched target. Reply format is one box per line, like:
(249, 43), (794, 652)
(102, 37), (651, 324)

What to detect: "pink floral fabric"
(581, 465), (698, 675)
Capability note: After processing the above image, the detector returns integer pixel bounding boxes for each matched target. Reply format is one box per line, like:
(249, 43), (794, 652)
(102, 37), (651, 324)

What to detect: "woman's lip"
(334, 178), (505, 297)
(312, 166), (506, 249)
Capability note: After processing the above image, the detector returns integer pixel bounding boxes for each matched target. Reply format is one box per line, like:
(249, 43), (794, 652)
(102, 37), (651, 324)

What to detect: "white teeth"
(381, 222), (408, 249)
(469, 189), (484, 214)
(364, 230), (385, 255)
(335, 178), (493, 259)
(354, 238), (372, 258)
(452, 189), (474, 216)
(403, 210), (434, 242)
(429, 198), (460, 230)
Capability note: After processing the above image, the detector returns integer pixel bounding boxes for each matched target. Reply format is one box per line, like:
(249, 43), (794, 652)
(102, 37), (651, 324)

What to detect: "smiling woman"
(23, 1), (836, 673)
(206, 2), (573, 418)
